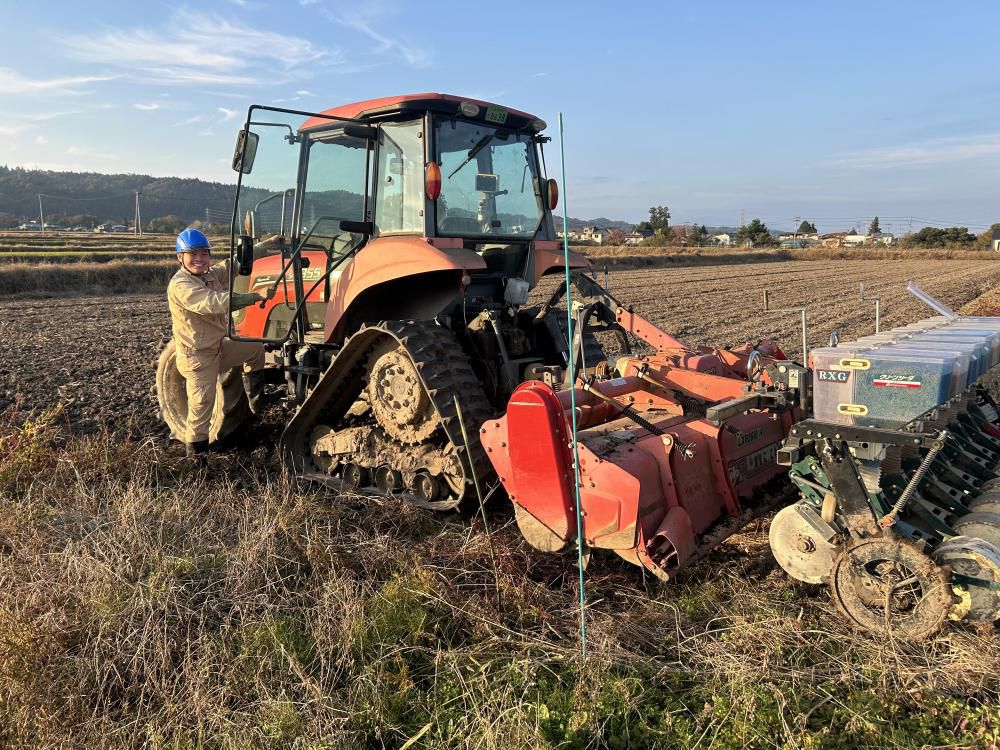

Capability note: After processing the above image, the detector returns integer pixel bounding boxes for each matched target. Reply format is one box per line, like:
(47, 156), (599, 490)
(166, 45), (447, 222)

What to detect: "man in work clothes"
(168, 228), (273, 457)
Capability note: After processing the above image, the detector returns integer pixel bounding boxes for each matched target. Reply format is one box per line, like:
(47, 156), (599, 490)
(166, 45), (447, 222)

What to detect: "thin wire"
(558, 112), (587, 659)
(452, 394), (502, 613)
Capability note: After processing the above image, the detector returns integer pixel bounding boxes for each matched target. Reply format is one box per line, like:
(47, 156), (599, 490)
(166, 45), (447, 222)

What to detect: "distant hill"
(0, 166), (634, 231)
(0, 166), (237, 227)
(560, 216), (633, 232)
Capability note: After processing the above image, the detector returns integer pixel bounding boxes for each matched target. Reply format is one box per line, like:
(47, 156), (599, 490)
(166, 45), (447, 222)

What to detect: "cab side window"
(299, 129), (370, 258)
(374, 120), (424, 234)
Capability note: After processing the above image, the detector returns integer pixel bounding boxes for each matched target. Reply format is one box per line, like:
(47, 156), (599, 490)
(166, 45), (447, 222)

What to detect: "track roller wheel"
(366, 344), (440, 444)
(952, 511), (1000, 549)
(830, 537), (953, 641)
(411, 472), (442, 504)
(932, 536), (1000, 622)
(374, 465), (403, 493)
(342, 463), (369, 491)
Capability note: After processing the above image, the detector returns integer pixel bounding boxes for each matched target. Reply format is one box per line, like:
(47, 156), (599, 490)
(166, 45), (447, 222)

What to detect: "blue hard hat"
(176, 228), (212, 254)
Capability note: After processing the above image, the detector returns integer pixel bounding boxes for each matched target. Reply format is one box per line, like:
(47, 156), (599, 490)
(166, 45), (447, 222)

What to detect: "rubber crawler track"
(282, 319), (497, 510)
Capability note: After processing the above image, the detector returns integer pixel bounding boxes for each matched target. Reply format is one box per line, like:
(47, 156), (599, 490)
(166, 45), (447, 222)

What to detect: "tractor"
(155, 93), (1000, 641)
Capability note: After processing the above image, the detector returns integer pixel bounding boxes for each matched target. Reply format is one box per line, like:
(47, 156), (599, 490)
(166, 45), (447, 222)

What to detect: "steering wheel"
(298, 215), (361, 258)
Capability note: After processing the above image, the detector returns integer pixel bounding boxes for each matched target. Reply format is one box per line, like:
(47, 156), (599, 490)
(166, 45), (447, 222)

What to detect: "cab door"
(228, 105), (373, 343)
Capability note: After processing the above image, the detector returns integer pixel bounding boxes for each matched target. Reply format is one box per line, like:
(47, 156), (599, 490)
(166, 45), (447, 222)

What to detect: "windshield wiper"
(446, 132), (497, 179)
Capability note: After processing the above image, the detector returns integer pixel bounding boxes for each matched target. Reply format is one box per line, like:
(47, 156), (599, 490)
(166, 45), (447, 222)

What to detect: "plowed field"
(2, 259), (999, 435)
(590, 258), (1000, 360)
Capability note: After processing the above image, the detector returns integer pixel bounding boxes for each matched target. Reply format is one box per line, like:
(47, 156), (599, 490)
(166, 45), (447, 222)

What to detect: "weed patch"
(1, 427), (998, 748)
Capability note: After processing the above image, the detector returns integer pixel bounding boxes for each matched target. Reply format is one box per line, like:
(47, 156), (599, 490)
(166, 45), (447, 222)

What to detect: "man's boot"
(242, 370), (267, 415)
(185, 439), (209, 464)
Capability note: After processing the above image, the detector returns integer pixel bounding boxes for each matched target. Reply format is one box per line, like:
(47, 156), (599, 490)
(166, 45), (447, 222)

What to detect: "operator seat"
(440, 215), (481, 234)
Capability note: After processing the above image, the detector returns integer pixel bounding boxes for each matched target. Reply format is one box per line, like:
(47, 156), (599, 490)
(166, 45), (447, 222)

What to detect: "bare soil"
(550, 258), (1000, 361)
(0, 294), (170, 436)
(3, 259), (1000, 437)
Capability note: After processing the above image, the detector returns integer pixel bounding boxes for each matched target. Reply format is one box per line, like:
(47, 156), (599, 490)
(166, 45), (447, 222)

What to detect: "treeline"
(0, 166), (238, 226)
(905, 225), (999, 249)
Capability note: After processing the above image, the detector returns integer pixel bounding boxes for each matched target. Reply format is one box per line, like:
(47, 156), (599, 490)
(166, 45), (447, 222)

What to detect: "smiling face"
(179, 249), (211, 276)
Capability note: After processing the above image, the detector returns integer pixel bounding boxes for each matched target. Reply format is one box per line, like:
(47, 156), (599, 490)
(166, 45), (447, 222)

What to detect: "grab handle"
(906, 281), (957, 319)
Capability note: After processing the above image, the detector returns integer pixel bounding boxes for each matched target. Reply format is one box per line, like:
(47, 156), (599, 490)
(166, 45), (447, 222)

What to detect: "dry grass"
(1, 409), (999, 749)
(0, 259), (176, 297)
(0, 251), (167, 263)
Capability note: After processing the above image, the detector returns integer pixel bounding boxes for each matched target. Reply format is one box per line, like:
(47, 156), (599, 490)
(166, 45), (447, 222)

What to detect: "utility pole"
(38, 194), (45, 234)
(134, 191), (142, 236)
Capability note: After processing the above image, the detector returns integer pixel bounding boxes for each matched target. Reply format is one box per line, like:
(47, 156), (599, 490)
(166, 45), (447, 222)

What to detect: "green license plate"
(484, 105), (508, 124)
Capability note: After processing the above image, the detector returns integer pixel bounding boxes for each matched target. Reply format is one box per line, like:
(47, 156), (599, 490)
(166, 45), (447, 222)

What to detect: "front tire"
(155, 339), (251, 444)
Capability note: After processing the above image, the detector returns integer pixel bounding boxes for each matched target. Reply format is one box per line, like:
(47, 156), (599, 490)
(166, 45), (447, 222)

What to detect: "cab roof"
(299, 92), (542, 132)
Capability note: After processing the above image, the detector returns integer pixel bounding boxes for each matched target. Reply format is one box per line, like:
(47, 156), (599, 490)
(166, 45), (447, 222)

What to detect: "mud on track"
(2, 259), (999, 436)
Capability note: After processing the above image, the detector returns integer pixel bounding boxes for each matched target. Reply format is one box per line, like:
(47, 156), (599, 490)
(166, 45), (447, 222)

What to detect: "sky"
(2, 0), (999, 233)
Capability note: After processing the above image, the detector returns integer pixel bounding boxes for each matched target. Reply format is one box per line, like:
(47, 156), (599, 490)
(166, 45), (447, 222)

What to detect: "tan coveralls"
(167, 260), (264, 443)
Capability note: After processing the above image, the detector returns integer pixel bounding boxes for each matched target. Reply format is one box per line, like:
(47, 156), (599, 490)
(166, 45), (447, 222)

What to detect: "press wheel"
(830, 537), (952, 641)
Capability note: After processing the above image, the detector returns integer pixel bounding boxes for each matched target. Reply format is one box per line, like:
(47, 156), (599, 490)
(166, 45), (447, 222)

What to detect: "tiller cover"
(482, 340), (797, 580)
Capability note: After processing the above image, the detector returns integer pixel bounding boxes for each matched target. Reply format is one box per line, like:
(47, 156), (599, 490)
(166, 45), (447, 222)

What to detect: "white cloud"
(296, 89), (316, 97)
(66, 145), (119, 161)
(324, 9), (432, 68)
(133, 102), (161, 111)
(174, 115), (206, 127)
(218, 107), (238, 121)
(21, 110), (83, 122)
(34, 135), (48, 145)
(0, 109), (85, 136)
(62, 11), (341, 86)
(830, 134), (1000, 169)
(0, 67), (115, 95)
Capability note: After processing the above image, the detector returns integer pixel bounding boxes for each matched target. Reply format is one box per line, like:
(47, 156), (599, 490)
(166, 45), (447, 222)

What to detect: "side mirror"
(343, 124), (378, 141)
(232, 129), (259, 174)
(339, 219), (374, 235)
(236, 234), (254, 275)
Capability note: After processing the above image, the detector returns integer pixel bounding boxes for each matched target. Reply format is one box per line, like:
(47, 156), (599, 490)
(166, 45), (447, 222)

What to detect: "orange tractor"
(156, 93), (1000, 640)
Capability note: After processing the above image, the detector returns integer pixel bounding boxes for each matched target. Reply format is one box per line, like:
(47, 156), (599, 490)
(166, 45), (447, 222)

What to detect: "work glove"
(231, 292), (266, 310)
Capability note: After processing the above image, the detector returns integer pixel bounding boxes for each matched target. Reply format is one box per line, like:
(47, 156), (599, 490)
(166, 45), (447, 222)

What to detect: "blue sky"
(2, 0), (999, 232)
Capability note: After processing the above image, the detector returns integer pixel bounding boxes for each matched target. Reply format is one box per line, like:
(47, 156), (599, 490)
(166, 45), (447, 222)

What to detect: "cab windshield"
(434, 119), (543, 238)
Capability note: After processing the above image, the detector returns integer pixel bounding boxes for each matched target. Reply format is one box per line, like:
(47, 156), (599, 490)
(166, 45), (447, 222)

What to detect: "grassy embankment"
(2, 404), (1000, 747)
(580, 243), (1000, 268)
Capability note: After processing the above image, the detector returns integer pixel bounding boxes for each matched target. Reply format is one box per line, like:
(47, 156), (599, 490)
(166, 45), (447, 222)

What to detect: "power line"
(36, 191), (136, 202)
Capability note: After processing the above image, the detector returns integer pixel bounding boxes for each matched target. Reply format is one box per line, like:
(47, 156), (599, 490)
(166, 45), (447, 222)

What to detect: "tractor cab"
(228, 94), (576, 350)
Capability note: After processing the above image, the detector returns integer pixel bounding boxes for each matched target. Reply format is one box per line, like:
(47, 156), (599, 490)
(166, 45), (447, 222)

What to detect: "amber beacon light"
(425, 162), (442, 200)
